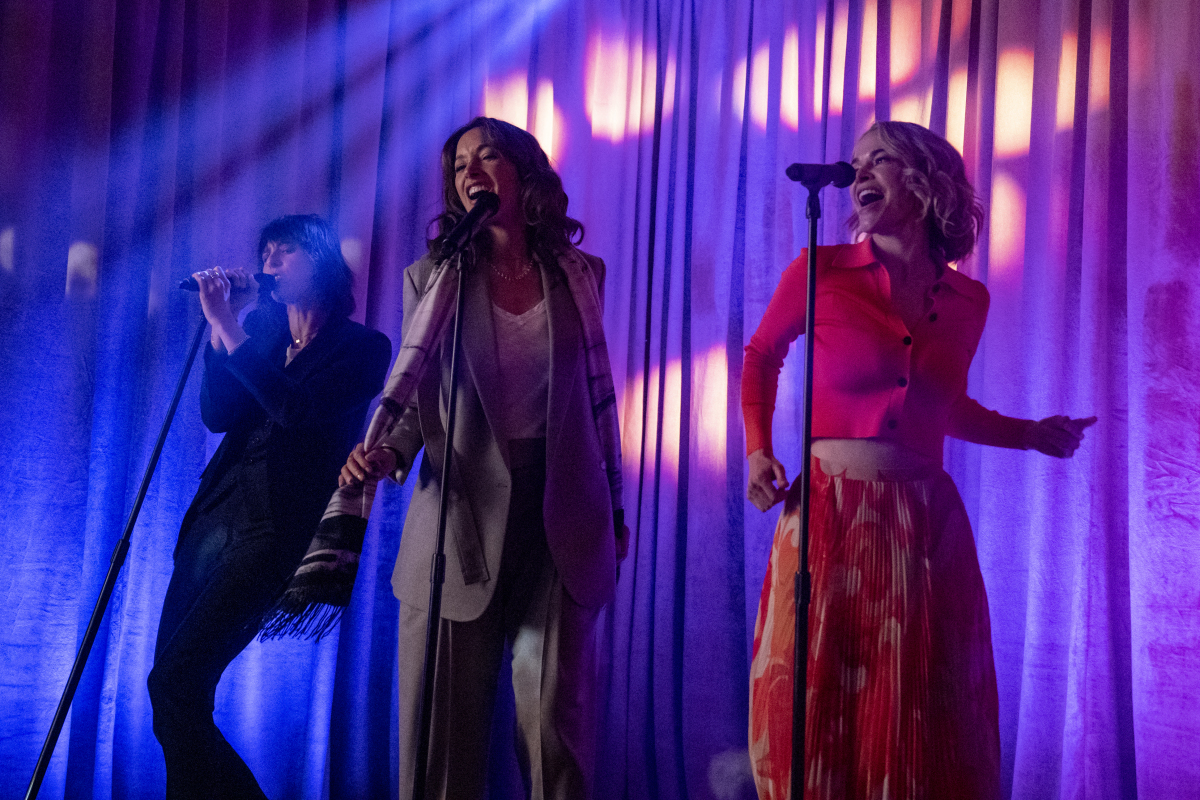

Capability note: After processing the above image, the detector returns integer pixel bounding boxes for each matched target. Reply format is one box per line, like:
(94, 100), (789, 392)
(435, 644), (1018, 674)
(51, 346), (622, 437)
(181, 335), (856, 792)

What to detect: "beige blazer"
(386, 250), (618, 622)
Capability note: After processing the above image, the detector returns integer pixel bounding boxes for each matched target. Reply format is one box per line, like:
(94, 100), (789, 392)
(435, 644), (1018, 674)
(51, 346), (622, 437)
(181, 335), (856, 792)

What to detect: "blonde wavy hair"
(848, 121), (985, 263)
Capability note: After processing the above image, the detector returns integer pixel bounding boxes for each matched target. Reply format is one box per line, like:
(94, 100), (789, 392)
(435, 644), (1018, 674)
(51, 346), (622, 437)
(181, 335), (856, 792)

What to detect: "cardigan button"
(897, 377), (908, 387)
(902, 336), (912, 345)
(929, 312), (938, 322)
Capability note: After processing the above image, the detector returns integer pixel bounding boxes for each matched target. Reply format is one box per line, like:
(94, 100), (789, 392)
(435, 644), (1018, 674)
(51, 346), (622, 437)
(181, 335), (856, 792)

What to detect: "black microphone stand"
(410, 198), (497, 800)
(25, 314), (210, 800)
(785, 161), (853, 800)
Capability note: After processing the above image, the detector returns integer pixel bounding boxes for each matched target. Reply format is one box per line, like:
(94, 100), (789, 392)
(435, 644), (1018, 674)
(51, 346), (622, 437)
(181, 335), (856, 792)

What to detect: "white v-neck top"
(491, 298), (550, 440)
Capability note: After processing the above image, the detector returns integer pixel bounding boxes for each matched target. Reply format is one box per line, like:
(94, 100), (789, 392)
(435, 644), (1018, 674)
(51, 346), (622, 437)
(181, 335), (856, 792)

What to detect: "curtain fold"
(1, 0), (1197, 798)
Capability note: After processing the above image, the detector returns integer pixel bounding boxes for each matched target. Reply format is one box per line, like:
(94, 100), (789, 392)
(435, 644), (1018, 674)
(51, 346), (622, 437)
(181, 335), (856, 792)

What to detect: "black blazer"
(181, 304), (391, 550)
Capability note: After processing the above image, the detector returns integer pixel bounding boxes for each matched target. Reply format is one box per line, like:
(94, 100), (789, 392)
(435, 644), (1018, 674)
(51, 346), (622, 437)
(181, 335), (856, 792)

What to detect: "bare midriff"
(810, 437), (941, 481)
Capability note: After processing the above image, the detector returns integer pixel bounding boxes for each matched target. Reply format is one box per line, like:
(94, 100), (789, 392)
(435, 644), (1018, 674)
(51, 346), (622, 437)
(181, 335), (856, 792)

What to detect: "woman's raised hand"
(747, 449), (790, 511)
(339, 442), (398, 487)
(1024, 415), (1098, 458)
(192, 266), (251, 353)
(192, 266), (233, 326)
(224, 267), (258, 317)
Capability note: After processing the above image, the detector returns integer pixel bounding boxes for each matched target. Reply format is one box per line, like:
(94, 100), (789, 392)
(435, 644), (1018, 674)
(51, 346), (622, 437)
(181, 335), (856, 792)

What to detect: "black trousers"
(147, 483), (307, 800)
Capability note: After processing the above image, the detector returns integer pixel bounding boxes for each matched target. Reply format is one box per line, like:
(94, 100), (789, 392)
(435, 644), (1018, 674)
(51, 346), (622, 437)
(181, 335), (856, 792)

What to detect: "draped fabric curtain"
(1, 1), (1196, 798)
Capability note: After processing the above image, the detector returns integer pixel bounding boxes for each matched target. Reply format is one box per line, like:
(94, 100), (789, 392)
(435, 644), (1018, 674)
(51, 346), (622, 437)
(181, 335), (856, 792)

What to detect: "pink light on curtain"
(585, 31), (673, 144)
(482, 73), (564, 162)
(781, 26), (800, 130)
(1050, 25), (1113, 124)
(1057, 34), (1080, 131)
(585, 34), (628, 142)
(1088, 27), (1111, 114)
(695, 345), (729, 477)
(532, 79), (563, 164)
(859, 0), (878, 102)
(810, 1), (852, 119)
(620, 360), (683, 481)
(732, 43), (770, 129)
(995, 49), (1034, 157)
(619, 345), (729, 482)
(829, 1), (850, 114)
(484, 73), (530, 130)
(891, 86), (934, 126)
(812, 8), (826, 121)
(947, 68), (969, 153)
(989, 171), (1026, 283)
(890, 0), (921, 85)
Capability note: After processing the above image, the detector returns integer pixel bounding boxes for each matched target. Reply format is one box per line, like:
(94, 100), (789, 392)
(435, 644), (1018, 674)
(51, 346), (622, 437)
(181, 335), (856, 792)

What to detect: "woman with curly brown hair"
(742, 121), (1094, 799)
(340, 117), (628, 799)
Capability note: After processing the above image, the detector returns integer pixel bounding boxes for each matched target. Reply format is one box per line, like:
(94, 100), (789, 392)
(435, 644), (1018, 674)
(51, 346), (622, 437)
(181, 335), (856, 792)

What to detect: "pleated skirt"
(749, 457), (1000, 800)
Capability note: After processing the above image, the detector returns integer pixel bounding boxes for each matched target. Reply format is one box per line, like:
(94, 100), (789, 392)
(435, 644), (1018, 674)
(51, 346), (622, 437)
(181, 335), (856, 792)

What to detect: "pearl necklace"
(491, 257), (534, 283)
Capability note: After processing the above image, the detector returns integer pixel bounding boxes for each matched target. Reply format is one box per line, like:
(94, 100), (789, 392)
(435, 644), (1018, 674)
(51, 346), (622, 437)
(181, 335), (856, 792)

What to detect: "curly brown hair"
(848, 121), (985, 263)
(429, 117), (583, 264)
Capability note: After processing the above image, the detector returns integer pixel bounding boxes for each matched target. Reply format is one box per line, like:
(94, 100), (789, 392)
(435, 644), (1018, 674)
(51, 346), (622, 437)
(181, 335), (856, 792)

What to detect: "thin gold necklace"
(290, 329), (318, 349)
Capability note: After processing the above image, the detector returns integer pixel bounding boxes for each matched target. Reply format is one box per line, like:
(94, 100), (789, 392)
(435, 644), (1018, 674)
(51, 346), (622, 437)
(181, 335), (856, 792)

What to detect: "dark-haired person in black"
(147, 215), (390, 799)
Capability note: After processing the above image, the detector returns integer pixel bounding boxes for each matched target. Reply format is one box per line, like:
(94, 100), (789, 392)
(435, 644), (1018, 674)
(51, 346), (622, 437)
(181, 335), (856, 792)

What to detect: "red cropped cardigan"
(742, 239), (1029, 464)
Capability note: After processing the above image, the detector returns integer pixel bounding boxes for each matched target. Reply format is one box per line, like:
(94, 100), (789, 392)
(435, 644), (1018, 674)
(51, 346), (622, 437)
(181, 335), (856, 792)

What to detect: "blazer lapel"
(284, 315), (349, 379)
(459, 265), (509, 465)
(544, 264), (581, 460)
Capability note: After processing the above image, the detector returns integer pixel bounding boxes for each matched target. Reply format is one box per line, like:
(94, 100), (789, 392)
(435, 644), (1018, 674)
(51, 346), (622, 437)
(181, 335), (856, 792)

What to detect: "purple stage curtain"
(1, 1), (1196, 799)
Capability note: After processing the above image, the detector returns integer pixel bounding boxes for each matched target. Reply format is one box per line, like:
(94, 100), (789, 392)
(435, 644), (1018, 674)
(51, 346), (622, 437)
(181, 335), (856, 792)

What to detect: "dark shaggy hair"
(429, 117), (584, 263)
(848, 121), (986, 264)
(256, 214), (355, 318)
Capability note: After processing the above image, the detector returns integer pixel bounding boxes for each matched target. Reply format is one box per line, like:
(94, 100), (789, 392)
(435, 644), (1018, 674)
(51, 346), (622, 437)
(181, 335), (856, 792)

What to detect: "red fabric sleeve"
(946, 394), (1031, 449)
(742, 254), (811, 455)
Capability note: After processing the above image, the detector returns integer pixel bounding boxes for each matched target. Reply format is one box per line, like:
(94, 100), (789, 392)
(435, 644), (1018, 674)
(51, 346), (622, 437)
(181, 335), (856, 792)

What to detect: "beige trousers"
(396, 456), (601, 799)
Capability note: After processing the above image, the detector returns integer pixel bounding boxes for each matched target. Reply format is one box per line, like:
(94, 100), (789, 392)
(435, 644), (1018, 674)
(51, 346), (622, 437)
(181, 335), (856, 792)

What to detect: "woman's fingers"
(339, 443), (368, 486)
(225, 266), (254, 289)
(338, 443), (395, 488)
(1033, 414), (1097, 457)
(1066, 415), (1098, 436)
(192, 267), (235, 325)
(364, 446), (398, 477)
(747, 453), (789, 511)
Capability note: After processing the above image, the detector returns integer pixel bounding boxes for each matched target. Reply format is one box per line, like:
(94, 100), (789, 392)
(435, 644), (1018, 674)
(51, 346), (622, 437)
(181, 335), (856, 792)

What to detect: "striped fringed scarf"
(258, 249), (623, 639)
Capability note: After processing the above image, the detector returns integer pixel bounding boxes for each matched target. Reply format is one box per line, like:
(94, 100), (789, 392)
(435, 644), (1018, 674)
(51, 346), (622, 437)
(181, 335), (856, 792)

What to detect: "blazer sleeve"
(200, 346), (259, 433)
(222, 338), (388, 431)
(203, 307), (390, 437)
(198, 307), (286, 433)
(377, 260), (432, 479)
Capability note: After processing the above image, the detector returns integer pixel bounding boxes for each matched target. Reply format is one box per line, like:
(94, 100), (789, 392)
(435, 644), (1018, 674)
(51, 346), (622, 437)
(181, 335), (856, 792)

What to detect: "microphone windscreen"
(830, 161), (856, 188)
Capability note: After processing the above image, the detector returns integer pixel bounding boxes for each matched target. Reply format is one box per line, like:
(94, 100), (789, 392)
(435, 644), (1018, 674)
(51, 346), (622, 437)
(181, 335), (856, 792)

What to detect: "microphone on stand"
(785, 161), (856, 189)
(178, 272), (276, 293)
(437, 191), (501, 260)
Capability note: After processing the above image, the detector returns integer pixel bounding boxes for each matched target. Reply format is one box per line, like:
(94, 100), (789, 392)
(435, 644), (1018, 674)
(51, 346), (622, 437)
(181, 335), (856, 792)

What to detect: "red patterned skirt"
(749, 457), (1000, 800)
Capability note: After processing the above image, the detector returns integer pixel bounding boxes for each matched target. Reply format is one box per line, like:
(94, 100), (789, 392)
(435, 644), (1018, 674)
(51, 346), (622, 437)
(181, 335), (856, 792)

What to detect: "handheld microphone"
(178, 272), (276, 292)
(785, 161), (856, 189)
(437, 191), (501, 259)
